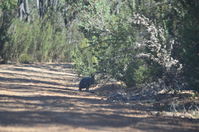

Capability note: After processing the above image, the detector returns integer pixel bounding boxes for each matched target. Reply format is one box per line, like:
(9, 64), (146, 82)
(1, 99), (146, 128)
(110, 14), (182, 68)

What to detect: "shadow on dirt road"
(0, 63), (198, 132)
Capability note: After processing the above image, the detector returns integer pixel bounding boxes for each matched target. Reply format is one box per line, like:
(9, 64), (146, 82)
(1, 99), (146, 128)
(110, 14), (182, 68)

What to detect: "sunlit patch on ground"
(0, 63), (198, 132)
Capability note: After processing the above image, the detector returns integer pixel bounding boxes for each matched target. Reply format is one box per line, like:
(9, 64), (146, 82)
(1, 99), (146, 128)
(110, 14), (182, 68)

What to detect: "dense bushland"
(0, 0), (198, 91)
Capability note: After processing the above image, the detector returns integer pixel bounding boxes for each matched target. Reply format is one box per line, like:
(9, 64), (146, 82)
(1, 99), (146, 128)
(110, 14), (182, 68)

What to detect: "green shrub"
(18, 54), (33, 64)
(134, 65), (151, 84)
(3, 16), (69, 63)
(71, 38), (97, 76)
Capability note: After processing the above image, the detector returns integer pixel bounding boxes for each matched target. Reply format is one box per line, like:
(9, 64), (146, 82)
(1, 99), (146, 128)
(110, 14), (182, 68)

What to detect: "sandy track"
(0, 63), (198, 132)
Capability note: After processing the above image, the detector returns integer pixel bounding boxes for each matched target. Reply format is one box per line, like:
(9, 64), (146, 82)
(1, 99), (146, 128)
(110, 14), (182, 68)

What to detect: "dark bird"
(79, 74), (95, 91)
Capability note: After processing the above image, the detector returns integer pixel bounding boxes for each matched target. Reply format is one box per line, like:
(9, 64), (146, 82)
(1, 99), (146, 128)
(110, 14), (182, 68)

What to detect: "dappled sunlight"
(0, 64), (198, 132)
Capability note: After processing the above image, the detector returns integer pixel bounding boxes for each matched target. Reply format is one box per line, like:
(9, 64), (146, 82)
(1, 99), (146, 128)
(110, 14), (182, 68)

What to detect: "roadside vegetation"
(0, 0), (198, 118)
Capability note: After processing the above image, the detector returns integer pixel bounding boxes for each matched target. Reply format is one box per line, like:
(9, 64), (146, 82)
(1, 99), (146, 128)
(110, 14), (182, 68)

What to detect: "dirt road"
(0, 63), (198, 132)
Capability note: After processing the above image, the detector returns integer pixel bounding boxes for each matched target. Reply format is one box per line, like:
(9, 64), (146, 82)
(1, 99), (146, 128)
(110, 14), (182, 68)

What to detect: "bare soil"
(0, 63), (198, 132)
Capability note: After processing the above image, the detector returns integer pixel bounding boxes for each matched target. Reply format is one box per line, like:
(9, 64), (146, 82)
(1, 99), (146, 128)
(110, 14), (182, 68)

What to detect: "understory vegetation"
(0, 0), (198, 92)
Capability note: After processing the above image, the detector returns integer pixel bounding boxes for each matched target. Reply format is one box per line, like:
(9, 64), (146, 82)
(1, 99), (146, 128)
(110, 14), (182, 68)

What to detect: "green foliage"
(176, 1), (199, 90)
(0, 0), (198, 91)
(73, 0), (140, 87)
(72, 38), (97, 76)
(18, 53), (33, 64)
(134, 65), (150, 84)
(0, 0), (17, 10)
(0, 0), (17, 62)
(3, 17), (69, 63)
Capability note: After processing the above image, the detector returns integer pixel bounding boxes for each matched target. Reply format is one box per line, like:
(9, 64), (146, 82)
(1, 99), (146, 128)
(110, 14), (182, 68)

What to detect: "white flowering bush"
(73, 0), (186, 90)
(129, 13), (184, 90)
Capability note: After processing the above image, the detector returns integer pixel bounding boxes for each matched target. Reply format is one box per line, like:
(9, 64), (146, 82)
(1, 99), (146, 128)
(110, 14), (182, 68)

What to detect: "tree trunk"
(37, 0), (58, 18)
(18, 0), (30, 22)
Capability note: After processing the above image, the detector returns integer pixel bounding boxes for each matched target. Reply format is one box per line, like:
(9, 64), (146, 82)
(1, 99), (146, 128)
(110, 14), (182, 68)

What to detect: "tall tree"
(18, 0), (30, 21)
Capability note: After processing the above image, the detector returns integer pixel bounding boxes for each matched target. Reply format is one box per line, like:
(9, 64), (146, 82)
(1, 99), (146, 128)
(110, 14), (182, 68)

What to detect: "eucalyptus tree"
(18, 0), (30, 21)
